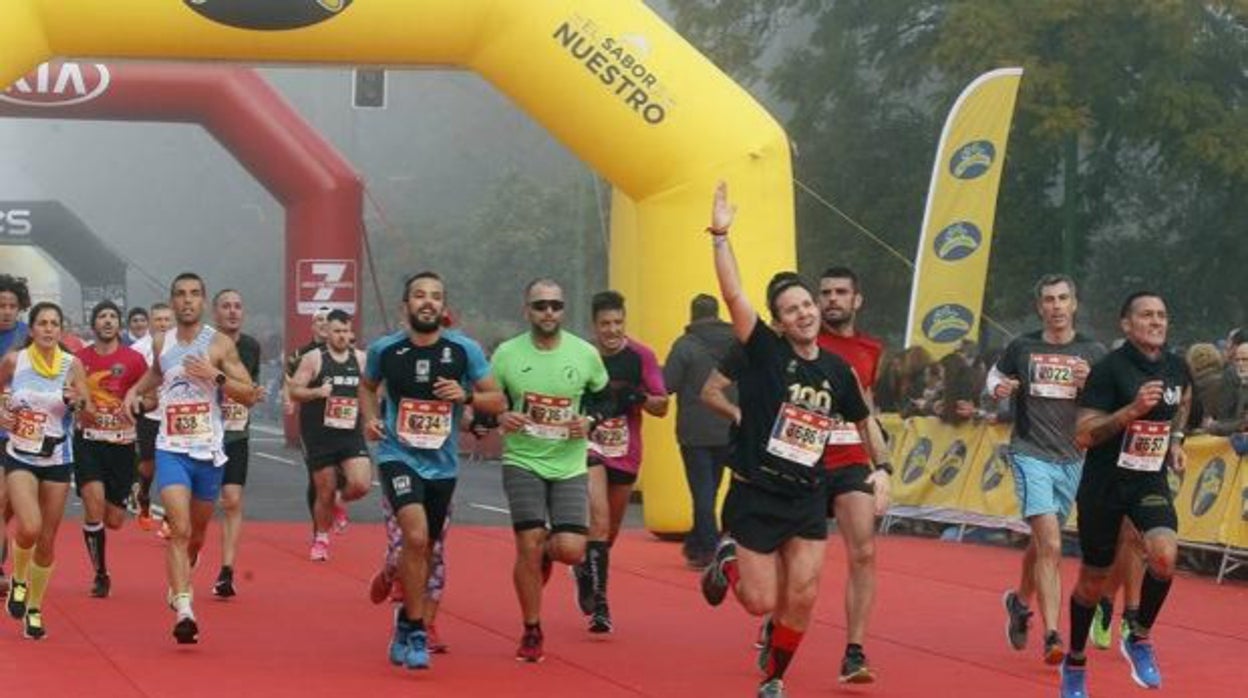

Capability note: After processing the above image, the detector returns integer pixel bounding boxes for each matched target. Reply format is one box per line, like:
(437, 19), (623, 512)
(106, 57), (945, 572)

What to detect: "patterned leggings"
(381, 498), (449, 602)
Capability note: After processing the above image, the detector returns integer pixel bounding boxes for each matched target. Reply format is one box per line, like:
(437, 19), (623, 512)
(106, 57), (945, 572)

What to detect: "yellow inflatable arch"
(0, 0), (795, 534)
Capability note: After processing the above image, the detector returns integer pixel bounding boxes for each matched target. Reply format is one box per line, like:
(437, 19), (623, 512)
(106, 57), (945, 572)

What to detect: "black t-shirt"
(997, 330), (1104, 462)
(1079, 342), (1191, 480)
(299, 348), (364, 440)
(236, 333), (262, 383)
(287, 340), (324, 378)
(733, 318), (869, 495)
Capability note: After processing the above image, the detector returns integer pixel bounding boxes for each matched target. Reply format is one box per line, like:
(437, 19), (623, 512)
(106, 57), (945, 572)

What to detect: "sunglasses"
(529, 300), (565, 312)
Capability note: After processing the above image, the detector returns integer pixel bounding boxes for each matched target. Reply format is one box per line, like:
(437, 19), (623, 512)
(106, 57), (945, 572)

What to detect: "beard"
(532, 321), (560, 339)
(409, 311), (441, 334)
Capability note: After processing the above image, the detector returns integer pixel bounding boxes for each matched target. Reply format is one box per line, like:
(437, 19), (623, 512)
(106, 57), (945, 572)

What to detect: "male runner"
(698, 182), (891, 698)
(990, 274), (1103, 663)
(132, 303), (174, 531)
(572, 290), (668, 634)
(359, 271), (502, 670)
(492, 278), (611, 662)
(124, 307), (149, 346)
(286, 307), (348, 532)
(1058, 291), (1190, 698)
(289, 309), (371, 561)
(211, 290), (263, 596)
(74, 301), (148, 597)
(122, 273), (260, 644)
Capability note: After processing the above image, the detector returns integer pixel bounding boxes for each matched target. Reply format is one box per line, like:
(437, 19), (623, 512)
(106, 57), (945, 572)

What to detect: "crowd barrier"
(880, 416), (1248, 582)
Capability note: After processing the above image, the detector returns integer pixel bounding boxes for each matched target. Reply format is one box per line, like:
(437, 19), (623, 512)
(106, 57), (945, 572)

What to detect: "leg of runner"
(424, 521), (449, 653)
(309, 466), (337, 561)
(392, 503), (433, 670)
(759, 538), (825, 697)
(513, 526), (548, 660)
(78, 475), (111, 599)
(1026, 513), (1065, 663)
(369, 498), (403, 604)
(835, 490), (879, 682)
(1120, 527), (1176, 690)
(216, 483), (243, 596)
(586, 478), (631, 634)
(573, 464), (608, 619)
(338, 456), (371, 502)
(0, 472), (8, 590)
(1091, 521), (1141, 650)
(161, 482), (199, 644)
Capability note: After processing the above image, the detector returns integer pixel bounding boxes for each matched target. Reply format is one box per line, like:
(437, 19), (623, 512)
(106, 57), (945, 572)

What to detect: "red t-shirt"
(76, 344), (148, 436)
(817, 329), (884, 469)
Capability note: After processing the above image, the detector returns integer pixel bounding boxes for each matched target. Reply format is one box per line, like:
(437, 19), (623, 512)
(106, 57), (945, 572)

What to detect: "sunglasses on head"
(529, 300), (565, 312)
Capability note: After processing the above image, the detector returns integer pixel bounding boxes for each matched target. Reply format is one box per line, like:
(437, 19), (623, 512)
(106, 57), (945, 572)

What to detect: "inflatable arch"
(0, 61), (364, 355)
(0, 0), (796, 534)
(0, 199), (128, 318)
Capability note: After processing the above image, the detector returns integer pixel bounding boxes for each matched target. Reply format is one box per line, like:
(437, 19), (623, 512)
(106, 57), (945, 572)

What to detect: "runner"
(491, 278), (611, 662)
(131, 303), (174, 532)
(359, 271), (503, 670)
(73, 301), (148, 598)
(124, 307), (149, 346)
(121, 273), (261, 644)
(0, 273), (32, 591)
(1059, 291), (1190, 698)
(988, 274), (1103, 664)
(572, 290), (668, 634)
(288, 309), (371, 562)
(211, 289), (263, 597)
(697, 182), (891, 698)
(285, 307), (348, 533)
(1, 301), (92, 639)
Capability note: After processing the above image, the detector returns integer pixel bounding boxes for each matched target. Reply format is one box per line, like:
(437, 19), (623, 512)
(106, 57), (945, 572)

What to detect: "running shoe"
(1090, 599), (1113, 649)
(427, 623), (449, 654)
(157, 521), (172, 539)
(1002, 589), (1032, 650)
(1059, 659), (1088, 698)
(22, 608), (45, 640)
(700, 538), (737, 607)
(1120, 617), (1132, 643)
(213, 568), (236, 598)
(388, 610), (413, 666)
(91, 572), (111, 599)
(368, 567), (394, 605)
(839, 645), (876, 684)
(6, 580), (27, 619)
(404, 629), (430, 670)
(309, 537), (330, 562)
(173, 610), (199, 645)
(1121, 636), (1161, 689)
(1043, 630), (1065, 665)
(757, 678), (786, 698)
(588, 603), (613, 635)
(516, 625), (544, 663)
(572, 563), (594, 615)
(332, 505), (349, 535)
(137, 511), (158, 532)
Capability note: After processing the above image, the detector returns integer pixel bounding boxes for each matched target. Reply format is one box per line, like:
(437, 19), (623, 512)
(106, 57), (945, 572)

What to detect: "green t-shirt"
(491, 331), (610, 480)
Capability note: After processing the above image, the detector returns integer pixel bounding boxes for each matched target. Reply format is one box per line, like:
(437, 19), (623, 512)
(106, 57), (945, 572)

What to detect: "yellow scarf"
(27, 345), (64, 379)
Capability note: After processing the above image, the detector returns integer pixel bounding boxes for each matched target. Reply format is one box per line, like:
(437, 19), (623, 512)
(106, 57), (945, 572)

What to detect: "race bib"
(221, 399), (250, 432)
(84, 405), (136, 444)
(589, 417), (629, 458)
(323, 396), (359, 430)
(523, 393), (574, 440)
(766, 403), (833, 467)
(1029, 354), (1080, 399)
(1118, 421), (1171, 472)
(396, 398), (452, 449)
(826, 419), (862, 445)
(164, 401), (213, 444)
(10, 409), (47, 454)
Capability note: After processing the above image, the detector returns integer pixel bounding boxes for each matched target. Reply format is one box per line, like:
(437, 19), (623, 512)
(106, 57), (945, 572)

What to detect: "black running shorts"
(723, 478), (827, 554)
(826, 463), (875, 516)
(222, 439), (250, 487)
(378, 461), (455, 542)
(73, 436), (138, 508)
(1076, 471), (1178, 569)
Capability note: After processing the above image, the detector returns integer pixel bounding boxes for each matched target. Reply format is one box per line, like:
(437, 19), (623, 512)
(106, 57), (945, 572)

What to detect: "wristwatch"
(874, 462), (895, 476)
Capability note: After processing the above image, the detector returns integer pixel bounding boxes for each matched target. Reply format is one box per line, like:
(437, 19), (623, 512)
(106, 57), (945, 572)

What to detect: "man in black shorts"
(288, 310), (371, 561)
(1059, 291), (1191, 698)
(74, 301), (148, 597)
(131, 302), (173, 532)
(211, 290), (263, 596)
(698, 183), (891, 698)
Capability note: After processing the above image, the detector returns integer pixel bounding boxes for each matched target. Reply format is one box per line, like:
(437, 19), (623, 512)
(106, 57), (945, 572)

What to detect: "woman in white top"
(0, 302), (92, 640)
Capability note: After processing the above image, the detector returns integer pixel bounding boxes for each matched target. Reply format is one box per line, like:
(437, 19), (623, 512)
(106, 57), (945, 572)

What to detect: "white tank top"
(6, 348), (75, 466)
(155, 326), (226, 464)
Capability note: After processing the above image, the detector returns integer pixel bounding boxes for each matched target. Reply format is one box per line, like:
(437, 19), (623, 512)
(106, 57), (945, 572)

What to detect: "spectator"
(935, 352), (977, 424)
(899, 346), (934, 417)
(1207, 341), (1248, 436)
(1185, 343), (1225, 429)
(663, 293), (737, 569)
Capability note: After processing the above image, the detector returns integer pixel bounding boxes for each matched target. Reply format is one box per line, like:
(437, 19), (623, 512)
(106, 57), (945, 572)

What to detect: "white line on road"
(469, 503), (510, 515)
(255, 452), (300, 466)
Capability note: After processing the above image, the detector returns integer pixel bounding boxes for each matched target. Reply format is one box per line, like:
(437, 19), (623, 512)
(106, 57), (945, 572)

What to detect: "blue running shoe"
(389, 610), (413, 666)
(1059, 659), (1089, 698)
(1121, 636), (1161, 689)
(405, 629), (430, 670)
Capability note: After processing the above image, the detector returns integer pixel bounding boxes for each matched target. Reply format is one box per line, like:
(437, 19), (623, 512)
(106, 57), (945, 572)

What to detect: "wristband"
(1171, 431), (1186, 446)
(706, 226), (729, 237)
(874, 462), (894, 476)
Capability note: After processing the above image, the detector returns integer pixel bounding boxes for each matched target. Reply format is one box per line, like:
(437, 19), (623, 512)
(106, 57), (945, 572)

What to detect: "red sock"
(765, 621), (804, 680)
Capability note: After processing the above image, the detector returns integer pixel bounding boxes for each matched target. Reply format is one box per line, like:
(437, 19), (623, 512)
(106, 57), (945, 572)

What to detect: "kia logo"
(1, 62), (111, 107)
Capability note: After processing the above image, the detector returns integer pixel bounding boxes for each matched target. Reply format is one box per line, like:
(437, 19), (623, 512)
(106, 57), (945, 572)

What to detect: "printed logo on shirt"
(415, 360), (430, 383)
(1163, 385), (1181, 406)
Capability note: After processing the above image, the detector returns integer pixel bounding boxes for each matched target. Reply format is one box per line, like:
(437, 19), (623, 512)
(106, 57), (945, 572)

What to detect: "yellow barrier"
(885, 417), (1248, 550)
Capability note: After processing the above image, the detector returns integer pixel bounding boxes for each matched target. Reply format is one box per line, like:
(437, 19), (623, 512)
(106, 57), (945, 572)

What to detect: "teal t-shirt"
(491, 331), (609, 480)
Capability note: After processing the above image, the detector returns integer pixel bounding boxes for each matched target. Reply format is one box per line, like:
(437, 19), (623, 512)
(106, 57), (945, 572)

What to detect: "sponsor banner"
(296, 259), (356, 315)
(891, 417), (983, 509)
(0, 62), (111, 107)
(1219, 446), (1248, 549)
(905, 68), (1023, 358)
(953, 423), (1018, 520)
(1172, 437), (1238, 545)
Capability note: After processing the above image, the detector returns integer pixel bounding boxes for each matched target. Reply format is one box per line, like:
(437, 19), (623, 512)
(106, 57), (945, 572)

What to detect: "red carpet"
(3, 522), (1244, 697)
